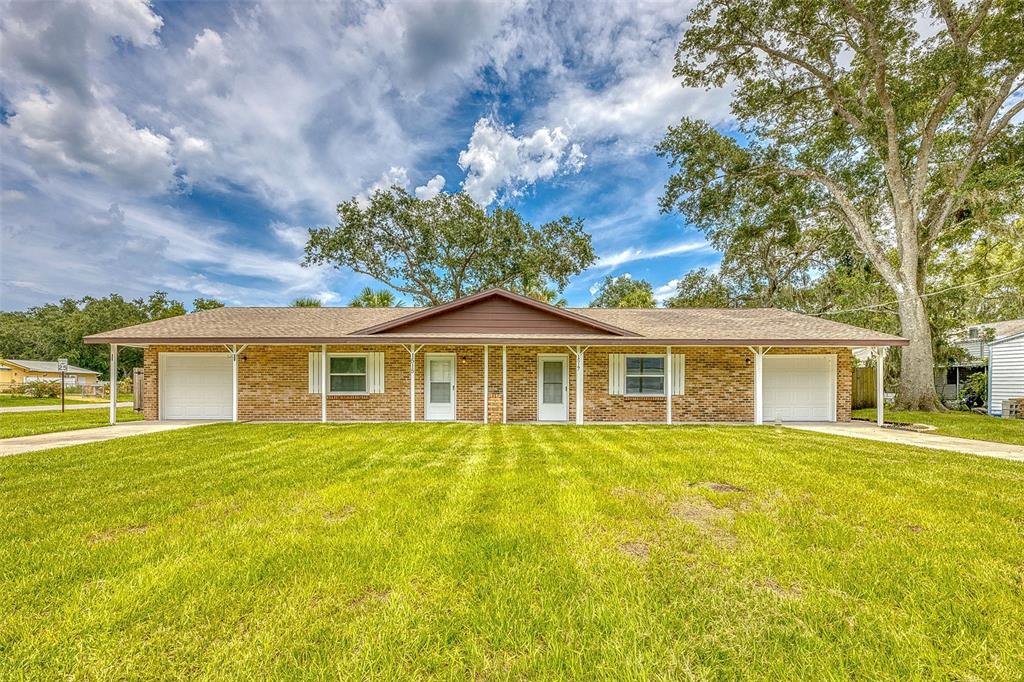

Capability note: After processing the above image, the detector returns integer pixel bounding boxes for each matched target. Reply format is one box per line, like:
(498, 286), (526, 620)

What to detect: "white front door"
(537, 355), (568, 422)
(159, 353), (233, 420)
(763, 355), (836, 422)
(424, 354), (456, 421)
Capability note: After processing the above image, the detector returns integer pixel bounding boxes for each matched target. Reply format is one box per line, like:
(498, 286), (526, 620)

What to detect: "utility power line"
(813, 263), (1024, 317)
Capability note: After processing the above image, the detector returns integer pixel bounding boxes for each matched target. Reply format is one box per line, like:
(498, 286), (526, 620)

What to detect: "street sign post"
(57, 358), (68, 412)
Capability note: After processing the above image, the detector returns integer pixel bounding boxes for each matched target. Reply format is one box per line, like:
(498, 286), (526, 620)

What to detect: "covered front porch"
(105, 342), (871, 426)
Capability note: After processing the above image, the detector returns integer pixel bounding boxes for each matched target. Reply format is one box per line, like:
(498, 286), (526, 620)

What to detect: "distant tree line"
(0, 293), (223, 380)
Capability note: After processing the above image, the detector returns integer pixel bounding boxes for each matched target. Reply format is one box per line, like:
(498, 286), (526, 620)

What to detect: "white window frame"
(624, 354), (666, 397)
(328, 353), (369, 395)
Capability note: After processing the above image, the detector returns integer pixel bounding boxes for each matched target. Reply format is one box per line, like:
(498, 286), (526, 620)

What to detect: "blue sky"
(0, 0), (734, 310)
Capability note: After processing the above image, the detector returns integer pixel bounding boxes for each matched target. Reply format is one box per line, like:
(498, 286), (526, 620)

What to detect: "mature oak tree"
(589, 275), (657, 308)
(304, 188), (594, 306)
(659, 0), (1024, 409)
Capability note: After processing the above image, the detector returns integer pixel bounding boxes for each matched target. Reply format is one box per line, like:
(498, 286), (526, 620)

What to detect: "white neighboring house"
(987, 328), (1024, 416)
(943, 320), (1024, 415)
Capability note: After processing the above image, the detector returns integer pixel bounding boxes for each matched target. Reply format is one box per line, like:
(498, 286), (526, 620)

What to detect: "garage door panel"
(161, 355), (232, 420)
(763, 356), (834, 422)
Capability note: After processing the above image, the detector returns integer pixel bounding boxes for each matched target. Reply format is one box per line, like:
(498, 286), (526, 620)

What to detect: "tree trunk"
(894, 293), (939, 411)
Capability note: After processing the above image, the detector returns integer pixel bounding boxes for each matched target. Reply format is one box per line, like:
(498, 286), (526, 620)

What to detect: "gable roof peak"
(353, 287), (639, 337)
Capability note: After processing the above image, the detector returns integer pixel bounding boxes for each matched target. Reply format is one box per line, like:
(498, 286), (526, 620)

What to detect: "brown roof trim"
(84, 335), (908, 347)
(350, 288), (639, 337)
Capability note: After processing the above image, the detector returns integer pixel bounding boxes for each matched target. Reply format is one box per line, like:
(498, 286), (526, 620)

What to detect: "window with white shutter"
(672, 353), (685, 395)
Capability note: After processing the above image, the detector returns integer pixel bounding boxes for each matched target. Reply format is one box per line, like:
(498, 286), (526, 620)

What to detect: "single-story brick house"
(85, 288), (906, 426)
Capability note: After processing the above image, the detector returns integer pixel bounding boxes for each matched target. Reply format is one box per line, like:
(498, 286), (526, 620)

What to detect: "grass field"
(0, 394), (100, 407)
(853, 408), (1024, 446)
(0, 407), (142, 439)
(2, 423), (1022, 679)
(0, 394), (132, 407)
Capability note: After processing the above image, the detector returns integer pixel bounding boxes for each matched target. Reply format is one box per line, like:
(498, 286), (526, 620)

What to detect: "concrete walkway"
(785, 421), (1024, 462)
(0, 421), (214, 457)
(0, 401), (131, 413)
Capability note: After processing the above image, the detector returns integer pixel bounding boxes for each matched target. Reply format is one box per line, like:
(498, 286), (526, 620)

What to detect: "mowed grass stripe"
(1, 424), (1022, 679)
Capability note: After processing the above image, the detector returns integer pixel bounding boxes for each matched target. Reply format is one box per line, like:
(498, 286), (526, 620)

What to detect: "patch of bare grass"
(348, 587), (390, 609)
(691, 481), (746, 493)
(617, 541), (651, 561)
(88, 525), (148, 545)
(671, 497), (737, 547)
(323, 505), (355, 523)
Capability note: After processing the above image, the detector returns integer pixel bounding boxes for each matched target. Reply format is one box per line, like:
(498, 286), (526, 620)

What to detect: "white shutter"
(309, 352), (322, 394)
(367, 352), (385, 393)
(672, 353), (685, 395)
(608, 353), (625, 395)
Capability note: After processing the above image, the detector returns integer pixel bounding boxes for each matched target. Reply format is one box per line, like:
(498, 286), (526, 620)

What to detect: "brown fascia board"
(83, 335), (909, 346)
(350, 287), (640, 337)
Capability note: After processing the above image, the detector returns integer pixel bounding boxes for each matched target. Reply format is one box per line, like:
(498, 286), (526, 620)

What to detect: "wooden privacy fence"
(852, 366), (877, 409)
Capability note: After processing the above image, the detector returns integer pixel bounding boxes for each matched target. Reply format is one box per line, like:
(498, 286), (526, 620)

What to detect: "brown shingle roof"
(84, 294), (906, 346)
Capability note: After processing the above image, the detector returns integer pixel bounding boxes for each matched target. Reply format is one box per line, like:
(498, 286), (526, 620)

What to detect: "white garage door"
(763, 355), (835, 422)
(160, 354), (232, 420)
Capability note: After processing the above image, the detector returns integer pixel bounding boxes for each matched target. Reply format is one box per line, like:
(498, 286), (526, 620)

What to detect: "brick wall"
(142, 344), (853, 423)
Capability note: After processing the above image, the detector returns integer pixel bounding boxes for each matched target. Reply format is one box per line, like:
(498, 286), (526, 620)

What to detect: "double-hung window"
(625, 356), (664, 396)
(330, 355), (367, 394)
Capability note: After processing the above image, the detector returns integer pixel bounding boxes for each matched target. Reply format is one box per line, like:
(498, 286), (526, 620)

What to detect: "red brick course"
(142, 344), (853, 423)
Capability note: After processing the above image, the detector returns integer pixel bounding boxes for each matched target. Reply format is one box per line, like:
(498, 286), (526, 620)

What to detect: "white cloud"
(458, 118), (585, 205)
(653, 278), (679, 303)
(270, 222), (310, 251)
(5, 91), (177, 194)
(1, 190), (28, 202)
(186, 29), (234, 96)
(414, 174), (446, 200)
(597, 241), (711, 269)
(317, 290), (340, 304)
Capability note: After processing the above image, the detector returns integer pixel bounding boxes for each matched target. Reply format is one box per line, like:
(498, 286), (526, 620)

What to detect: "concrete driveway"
(0, 401), (132, 413)
(785, 421), (1024, 462)
(0, 421), (215, 457)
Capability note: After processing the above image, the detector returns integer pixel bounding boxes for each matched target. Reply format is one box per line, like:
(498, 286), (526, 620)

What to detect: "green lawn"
(0, 394), (133, 407)
(2, 424), (1022, 679)
(853, 408), (1024, 446)
(0, 394), (99, 407)
(0, 407), (142, 439)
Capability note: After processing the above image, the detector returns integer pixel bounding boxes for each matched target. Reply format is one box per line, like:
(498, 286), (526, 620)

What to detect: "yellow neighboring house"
(0, 359), (100, 387)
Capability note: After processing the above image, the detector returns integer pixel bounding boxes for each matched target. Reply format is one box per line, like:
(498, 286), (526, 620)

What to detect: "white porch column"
(752, 346), (764, 425)
(666, 346), (672, 425)
(405, 344), (421, 422)
(575, 346), (584, 425)
(483, 345), (489, 424)
(502, 345), (507, 424)
(876, 346), (886, 426)
(231, 347), (239, 422)
(109, 344), (118, 424)
(321, 343), (327, 423)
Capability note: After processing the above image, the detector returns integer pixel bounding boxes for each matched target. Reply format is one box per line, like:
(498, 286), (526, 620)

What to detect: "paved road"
(0, 401), (132, 413)
(0, 420), (216, 457)
(784, 421), (1024, 462)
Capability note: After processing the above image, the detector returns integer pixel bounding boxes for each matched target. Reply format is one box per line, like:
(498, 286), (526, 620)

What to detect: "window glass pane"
(430, 381), (450, 403)
(543, 383), (563, 404)
(331, 356), (365, 374)
(625, 356), (643, 373)
(640, 357), (664, 375)
(543, 361), (562, 382)
(641, 377), (664, 394)
(331, 374), (365, 392)
(625, 376), (642, 394)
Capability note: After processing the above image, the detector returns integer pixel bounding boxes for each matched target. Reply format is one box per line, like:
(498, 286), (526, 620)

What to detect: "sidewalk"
(784, 421), (1024, 462)
(0, 401), (132, 413)
(0, 421), (213, 457)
